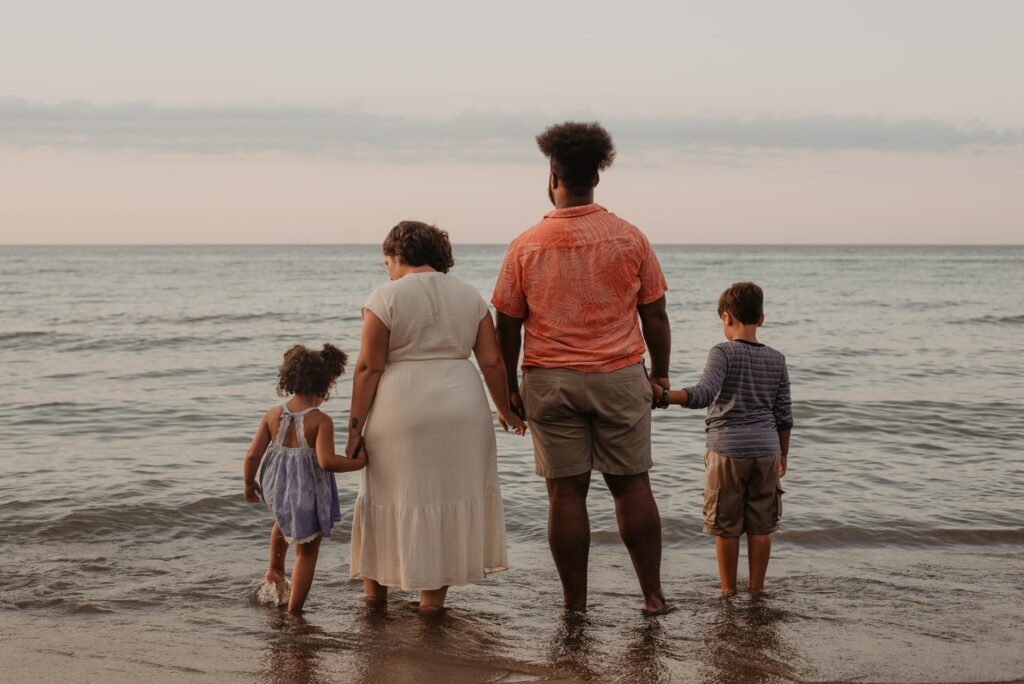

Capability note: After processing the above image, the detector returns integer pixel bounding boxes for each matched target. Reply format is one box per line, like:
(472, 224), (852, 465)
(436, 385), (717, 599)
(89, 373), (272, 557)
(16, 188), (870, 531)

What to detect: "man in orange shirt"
(492, 121), (672, 615)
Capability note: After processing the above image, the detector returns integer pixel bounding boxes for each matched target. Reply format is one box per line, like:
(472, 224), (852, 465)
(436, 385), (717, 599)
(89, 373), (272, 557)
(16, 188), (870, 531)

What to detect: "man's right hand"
(509, 390), (526, 421)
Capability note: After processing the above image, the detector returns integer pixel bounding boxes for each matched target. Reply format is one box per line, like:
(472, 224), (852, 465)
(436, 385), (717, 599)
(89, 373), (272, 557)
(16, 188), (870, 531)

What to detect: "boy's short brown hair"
(717, 282), (763, 324)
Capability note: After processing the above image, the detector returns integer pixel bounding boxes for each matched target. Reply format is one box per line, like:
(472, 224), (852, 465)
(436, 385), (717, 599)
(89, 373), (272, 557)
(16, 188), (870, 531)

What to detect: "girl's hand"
(244, 482), (261, 503)
(498, 410), (527, 436)
(345, 437), (366, 460)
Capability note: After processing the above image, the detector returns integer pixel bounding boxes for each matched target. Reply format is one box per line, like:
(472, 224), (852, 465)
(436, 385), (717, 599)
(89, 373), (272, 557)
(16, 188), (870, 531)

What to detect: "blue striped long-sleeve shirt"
(684, 339), (793, 458)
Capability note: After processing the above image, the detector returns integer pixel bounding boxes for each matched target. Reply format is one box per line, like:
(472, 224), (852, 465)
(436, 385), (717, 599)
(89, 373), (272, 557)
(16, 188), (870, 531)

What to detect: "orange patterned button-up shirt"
(491, 204), (668, 373)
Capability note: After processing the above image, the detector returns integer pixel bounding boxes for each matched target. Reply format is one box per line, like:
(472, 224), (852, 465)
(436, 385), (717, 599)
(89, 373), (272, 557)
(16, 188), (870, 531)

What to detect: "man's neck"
(555, 193), (595, 209)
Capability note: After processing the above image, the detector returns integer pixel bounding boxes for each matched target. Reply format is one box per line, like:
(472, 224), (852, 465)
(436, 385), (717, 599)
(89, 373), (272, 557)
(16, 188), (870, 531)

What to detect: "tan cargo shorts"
(521, 363), (654, 479)
(703, 449), (783, 537)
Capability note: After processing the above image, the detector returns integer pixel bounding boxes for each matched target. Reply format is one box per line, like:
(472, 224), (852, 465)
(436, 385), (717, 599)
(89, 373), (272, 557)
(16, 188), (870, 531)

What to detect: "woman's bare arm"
(473, 312), (526, 435)
(347, 309), (390, 456)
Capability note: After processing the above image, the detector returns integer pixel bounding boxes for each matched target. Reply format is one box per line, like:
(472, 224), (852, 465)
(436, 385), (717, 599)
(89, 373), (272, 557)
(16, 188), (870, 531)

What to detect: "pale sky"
(1, 0), (1022, 244)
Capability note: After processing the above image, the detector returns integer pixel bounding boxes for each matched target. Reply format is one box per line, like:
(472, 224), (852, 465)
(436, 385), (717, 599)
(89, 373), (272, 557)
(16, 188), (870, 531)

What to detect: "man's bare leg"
(747, 534), (772, 592)
(715, 536), (740, 595)
(546, 471), (592, 610)
(604, 472), (669, 614)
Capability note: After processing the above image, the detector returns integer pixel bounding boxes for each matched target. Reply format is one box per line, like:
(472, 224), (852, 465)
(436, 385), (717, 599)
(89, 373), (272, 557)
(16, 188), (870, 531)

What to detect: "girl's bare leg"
(747, 534), (772, 592)
(715, 536), (740, 595)
(288, 536), (321, 613)
(266, 523), (289, 604)
(419, 586), (448, 614)
(364, 578), (388, 608)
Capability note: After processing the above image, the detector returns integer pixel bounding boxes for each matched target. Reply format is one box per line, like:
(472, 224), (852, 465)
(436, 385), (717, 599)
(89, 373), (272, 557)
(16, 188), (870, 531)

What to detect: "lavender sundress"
(257, 405), (341, 544)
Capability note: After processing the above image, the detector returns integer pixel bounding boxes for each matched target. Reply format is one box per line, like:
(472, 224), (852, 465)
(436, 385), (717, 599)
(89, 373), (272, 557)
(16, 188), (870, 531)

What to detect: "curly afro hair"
(276, 343), (348, 399)
(536, 121), (616, 195)
(382, 221), (454, 274)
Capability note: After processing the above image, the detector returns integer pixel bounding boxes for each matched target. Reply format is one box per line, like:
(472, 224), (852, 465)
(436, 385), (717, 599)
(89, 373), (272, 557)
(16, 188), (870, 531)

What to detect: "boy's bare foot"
(720, 589), (737, 599)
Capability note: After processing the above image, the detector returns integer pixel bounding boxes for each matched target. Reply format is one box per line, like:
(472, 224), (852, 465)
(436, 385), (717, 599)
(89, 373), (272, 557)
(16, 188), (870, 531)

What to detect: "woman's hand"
(244, 481), (261, 503)
(498, 410), (527, 436)
(345, 436), (366, 460)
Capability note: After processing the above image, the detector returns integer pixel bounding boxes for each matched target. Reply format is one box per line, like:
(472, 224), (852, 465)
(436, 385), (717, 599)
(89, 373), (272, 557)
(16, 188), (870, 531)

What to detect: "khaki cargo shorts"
(703, 449), (783, 537)
(521, 363), (654, 479)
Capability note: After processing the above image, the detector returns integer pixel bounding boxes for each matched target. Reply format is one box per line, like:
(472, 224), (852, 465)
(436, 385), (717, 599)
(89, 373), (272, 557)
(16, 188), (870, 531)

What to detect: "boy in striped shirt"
(654, 282), (793, 596)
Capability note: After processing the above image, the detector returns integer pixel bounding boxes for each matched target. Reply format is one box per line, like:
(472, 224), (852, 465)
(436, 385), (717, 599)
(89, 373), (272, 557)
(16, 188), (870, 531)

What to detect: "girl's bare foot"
(265, 568), (290, 606)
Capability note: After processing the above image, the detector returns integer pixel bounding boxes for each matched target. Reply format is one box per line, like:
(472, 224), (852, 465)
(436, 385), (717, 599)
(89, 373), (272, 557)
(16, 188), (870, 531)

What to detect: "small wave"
(9, 494), (252, 543)
(0, 330), (50, 342)
(951, 313), (1024, 325)
(775, 526), (1024, 548)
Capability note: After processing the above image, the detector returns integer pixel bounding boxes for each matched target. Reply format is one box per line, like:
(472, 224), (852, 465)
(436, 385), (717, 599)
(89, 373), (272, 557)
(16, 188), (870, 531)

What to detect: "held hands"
(498, 409), (527, 436)
(508, 390), (526, 421)
(649, 376), (670, 409)
(345, 435), (368, 465)
(244, 481), (261, 503)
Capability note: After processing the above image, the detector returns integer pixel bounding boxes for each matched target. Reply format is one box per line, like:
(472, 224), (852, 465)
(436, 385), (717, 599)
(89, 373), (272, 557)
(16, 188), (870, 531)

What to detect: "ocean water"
(1, 244), (1022, 683)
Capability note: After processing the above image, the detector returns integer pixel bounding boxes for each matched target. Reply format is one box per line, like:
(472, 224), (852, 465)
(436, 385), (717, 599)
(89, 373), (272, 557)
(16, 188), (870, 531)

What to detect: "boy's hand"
(244, 482), (261, 503)
(779, 454), (788, 477)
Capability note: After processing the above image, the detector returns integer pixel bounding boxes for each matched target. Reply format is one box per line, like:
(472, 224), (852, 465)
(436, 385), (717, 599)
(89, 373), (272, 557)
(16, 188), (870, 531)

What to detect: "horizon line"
(2, 242), (1023, 248)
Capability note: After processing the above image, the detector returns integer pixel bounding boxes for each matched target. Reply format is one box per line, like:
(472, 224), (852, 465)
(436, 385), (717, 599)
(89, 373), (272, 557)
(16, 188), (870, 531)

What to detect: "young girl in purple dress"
(243, 343), (366, 612)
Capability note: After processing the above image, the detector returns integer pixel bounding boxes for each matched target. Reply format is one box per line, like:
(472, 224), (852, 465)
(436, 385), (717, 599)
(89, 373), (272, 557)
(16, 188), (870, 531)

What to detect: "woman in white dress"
(346, 221), (526, 612)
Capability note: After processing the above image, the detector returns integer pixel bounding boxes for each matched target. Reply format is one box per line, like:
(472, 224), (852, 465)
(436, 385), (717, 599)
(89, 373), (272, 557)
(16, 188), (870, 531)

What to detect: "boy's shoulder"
(715, 340), (787, 362)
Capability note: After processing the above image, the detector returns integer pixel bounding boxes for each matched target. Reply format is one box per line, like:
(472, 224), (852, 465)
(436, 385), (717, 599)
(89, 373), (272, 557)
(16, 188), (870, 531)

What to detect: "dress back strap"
(276, 404), (319, 448)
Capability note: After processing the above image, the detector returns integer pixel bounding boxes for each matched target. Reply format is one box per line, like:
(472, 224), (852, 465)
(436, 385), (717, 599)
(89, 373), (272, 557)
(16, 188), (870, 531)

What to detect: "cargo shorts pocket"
(703, 487), (720, 529)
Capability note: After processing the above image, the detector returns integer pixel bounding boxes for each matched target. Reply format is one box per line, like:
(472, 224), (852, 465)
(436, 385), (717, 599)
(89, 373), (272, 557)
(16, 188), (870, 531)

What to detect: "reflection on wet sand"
(258, 612), (329, 684)
(619, 618), (676, 683)
(545, 610), (598, 680)
(345, 602), (567, 683)
(697, 593), (798, 683)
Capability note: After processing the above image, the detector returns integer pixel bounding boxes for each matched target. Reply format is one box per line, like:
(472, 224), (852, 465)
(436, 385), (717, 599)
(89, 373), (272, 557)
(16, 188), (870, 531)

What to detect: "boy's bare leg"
(546, 471), (592, 610)
(715, 536), (740, 595)
(418, 586), (449, 614)
(747, 534), (772, 592)
(287, 536), (321, 613)
(603, 472), (669, 615)
(266, 523), (289, 603)
(363, 578), (388, 608)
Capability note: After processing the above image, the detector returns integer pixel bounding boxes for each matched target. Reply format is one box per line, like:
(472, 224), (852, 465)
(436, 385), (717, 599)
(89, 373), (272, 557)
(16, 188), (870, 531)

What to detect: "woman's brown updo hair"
(276, 343), (348, 399)
(382, 221), (454, 274)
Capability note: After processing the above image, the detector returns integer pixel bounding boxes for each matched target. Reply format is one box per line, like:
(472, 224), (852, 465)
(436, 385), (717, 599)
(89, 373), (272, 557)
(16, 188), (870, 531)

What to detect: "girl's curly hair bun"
(320, 343), (348, 377)
(277, 343), (348, 399)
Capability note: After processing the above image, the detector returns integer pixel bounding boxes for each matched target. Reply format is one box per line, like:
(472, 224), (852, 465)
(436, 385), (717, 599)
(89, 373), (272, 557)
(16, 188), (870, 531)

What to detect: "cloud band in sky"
(1, 99), (1021, 161)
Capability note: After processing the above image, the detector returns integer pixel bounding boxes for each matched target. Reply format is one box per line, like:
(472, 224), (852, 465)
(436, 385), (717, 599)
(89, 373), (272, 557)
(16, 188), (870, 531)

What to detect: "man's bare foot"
(640, 590), (671, 616)
(641, 600), (672, 616)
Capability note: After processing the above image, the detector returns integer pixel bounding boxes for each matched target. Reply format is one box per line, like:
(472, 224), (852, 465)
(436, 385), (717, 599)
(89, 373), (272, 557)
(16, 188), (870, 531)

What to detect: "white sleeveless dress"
(350, 272), (509, 590)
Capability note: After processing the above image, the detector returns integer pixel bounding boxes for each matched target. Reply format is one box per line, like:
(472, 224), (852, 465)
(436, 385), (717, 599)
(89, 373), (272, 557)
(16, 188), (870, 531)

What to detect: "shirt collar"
(543, 203), (606, 219)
